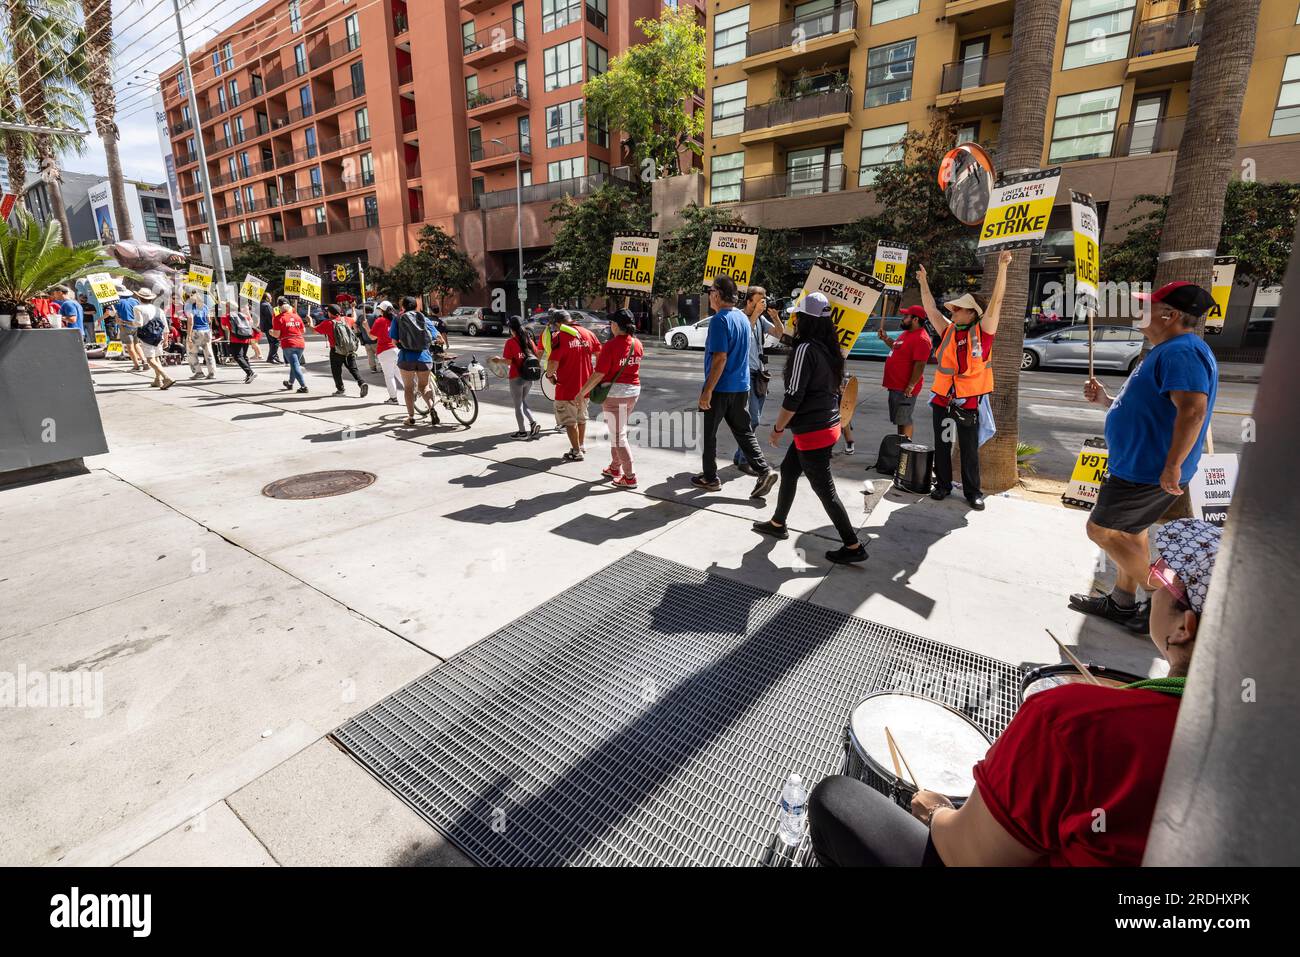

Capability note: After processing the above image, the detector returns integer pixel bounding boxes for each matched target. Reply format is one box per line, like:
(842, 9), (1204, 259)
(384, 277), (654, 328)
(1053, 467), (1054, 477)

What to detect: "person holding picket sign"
(221, 300), (259, 384)
(916, 250), (1011, 511)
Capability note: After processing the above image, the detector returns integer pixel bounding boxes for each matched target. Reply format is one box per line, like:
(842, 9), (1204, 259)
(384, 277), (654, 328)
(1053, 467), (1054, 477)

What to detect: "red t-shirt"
(883, 327), (932, 396)
(221, 314), (256, 344)
(972, 683), (1180, 866)
(503, 335), (538, 379)
(312, 315), (355, 350)
(552, 326), (598, 401)
(594, 335), (643, 387)
(273, 310), (306, 349)
(931, 326), (994, 410)
(371, 315), (396, 354)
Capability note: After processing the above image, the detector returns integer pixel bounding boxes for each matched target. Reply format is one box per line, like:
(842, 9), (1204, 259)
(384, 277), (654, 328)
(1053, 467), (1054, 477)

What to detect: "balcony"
(738, 165), (847, 202)
(466, 76), (530, 120)
(406, 160), (422, 181)
(285, 213), (379, 242)
(459, 0), (497, 13)
(463, 15), (527, 68)
(744, 3), (857, 73)
(943, 0), (1015, 30)
(172, 118), (193, 136)
(398, 64), (414, 86)
(308, 35), (362, 72)
(1128, 10), (1203, 83)
(401, 113), (419, 135)
(1113, 114), (1186, 158)
(740, 89), (852, 147)
(475, 170), (632, 211)
(935, 50), (1010, 115)
(470, 133), (532, 171)
(393, 12), (409, 36)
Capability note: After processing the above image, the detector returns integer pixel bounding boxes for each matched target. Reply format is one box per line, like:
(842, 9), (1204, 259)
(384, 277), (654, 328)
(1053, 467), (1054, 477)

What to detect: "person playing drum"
(809, 518), (1220, 866)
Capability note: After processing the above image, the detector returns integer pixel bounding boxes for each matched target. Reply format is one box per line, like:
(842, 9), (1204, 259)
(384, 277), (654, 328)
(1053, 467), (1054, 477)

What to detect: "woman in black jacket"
(753, 293), (867, 564)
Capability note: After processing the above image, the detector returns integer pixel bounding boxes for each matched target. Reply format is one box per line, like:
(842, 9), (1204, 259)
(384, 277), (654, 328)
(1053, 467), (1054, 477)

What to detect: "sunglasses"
(1147, 558), (1191, 612)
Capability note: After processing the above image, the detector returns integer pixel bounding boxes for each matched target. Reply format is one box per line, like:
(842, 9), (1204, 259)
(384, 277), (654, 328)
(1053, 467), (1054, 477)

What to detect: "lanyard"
(1123, 677), (1185, 698)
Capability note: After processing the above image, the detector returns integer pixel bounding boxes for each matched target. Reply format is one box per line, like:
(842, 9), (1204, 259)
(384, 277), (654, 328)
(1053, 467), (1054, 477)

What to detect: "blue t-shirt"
(59, 300), (84, 331)
(1104, 333), (1218, 486)
(113, 297), (139, 327)
(187, 305), (211, 331)
(389, 313), (441, 364)
(703, 307), (752, 393)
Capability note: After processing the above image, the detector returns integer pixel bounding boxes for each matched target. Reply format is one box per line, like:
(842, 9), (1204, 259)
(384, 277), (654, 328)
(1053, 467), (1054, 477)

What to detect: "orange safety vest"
(929, 320), (993, 400)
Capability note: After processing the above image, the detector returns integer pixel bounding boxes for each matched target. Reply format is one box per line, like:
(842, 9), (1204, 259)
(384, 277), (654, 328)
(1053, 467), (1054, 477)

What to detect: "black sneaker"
(297, 386), (308, 394)
(734, 460), (757, 476)
(529, 422), (541, 437)
(1124, 601), (1153, 634)
(751, 469), (780, 499)
(691, 474), (722, 491)
(967, 494), (986, 510)
(844, 441), (856, 455)
(333, 389), (346, 397)
(752, 520), (789, 540)
(827, 544), (868, 564)
(1068, 592), (1141, 624)
(282, 380), (293, 391)
(930, 487), (950, 501)
(360, 383), (369, 398)
(245, 372), (256, 384)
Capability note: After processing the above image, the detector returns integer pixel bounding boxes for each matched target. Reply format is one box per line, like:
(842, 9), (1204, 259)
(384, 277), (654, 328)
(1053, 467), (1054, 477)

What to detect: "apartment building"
(700, 0), (1300, 351)
(158, 0), (700, 307)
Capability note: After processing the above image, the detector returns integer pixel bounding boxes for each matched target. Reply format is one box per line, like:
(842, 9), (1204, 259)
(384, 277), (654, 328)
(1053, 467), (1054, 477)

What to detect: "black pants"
(330, 351), (364, 390)
(809, 776), (943, 867)
(931, 402), (982, 498)
(772, 443), (858, 546)
(262, 323), (279, 361)
(229, 342), (253, 376)
(702, 390), (768, 481)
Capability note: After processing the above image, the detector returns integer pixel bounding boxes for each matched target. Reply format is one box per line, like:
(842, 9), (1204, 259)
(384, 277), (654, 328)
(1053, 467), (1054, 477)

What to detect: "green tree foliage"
(837, 113), (978, 298)
(367, 226), (477, 308)
(230, 241), (300, 299)
(0, 209), (117, 313)
(584, 6), (704, 178)
(544, 183), (651, 303)
(656, 203), (795, 300)
(1102, 180), (1300, 287)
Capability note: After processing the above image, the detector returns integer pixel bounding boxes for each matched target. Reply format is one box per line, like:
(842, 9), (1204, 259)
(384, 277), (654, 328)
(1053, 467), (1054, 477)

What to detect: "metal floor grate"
(333, 552), (1022, 867)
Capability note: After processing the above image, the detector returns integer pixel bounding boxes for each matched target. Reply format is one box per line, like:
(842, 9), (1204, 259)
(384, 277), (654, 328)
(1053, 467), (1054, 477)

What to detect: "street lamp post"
(491, 137), (526, 317)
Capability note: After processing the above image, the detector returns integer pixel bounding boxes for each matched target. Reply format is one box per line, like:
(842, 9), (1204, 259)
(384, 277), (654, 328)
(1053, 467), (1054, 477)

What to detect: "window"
(714, 6), (749, 67)
(364, 195), (378, 226)
(543, 0), (581, 32)
(710, 151), (744, 203)
(345, 13), (360, 50)
(513, 2), (526, 40)
(314, 205), (326, 224)
(239, 152), (250, 177)
(472, 176), (485, 202)
(294, 44), (307, 76)
(546, 99), (585, 147)
(229, 79), (240, 107)
(222, 121), (231, 147)
(355, 107), (370, 141)
(217, 88), (227, 113)
(468, 126), (482, 158)
(788, 145), (842, 196)
(1049, 86), (1121, 161)
(212, 51), (222, 77)
(227, 157), (238, 181)
(222, 41), (235, 72)
(462, 21), (477, 53)
(361, 152), (374, 186)
(872, 0), (919, 24)
(590, 113), (609, 148)
(586, 0), (607, 31)
(954, 122), (979, 144)
(299, 85), (312, 115)
(244, 186), (256, 208)
(1062, 0), (1137, 70)
(350, 62), (365, 95)
(177, 71), (186, 98)
(251, 72), (263, 96)
(865, 39), (915, 107)
(234, 116), (245, 143)
(310, 166), (322, 194)
(1270, 54), (1300, 136)
(859, 123), (906, 185)
(304, 127), (318, 159)
(516, 60), (528, 93)
(587, 40), (608, 79)
(289, 0), (301, 33)
(521, 169), (534, 186)
(465, 74), (480, 107)
(544, 38), (583, 91)
(548, 157), (585, 181)
(518, 115), (531, 151)
(712, 80), (747, 137)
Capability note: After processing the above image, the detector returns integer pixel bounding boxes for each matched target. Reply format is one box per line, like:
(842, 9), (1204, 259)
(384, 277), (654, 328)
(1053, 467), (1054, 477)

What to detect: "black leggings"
(931, 401), (982, 497)
(229, 342), (252, 376)
(771, 442), (858, 546)
(809, 776), (944, 867)
(330, 351), (364, 390)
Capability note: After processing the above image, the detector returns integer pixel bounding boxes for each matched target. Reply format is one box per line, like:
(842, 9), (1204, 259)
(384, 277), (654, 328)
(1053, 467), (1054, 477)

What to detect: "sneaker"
(751, 469), (780, 499)
(734, 460), (757, 476)
(601, 465), (622, 479)
(206, 373), (216, 380)
(359, 383), (369, 398)
(149, 381), (160, 388)
(563, 448), (585, 462)
(827, 544), (869, 565)
(385, 397), (399, 405)
(190, 372), (205, 380)
(297, 386), (308, 394)
(966, 494), (986, 511)
(1068, 592), (1141, 625)
(283, 380), (293, 391)
(845, 441), (856, 455)
(512, 431), (529, 439)
(159, 379), (175, 391)
(930, 487), (950, 501)
(333, 389), (346, 397)
(612, 475), (638, 489)
(752, 520), (789, 540)
(529, 422), (541, 437)
(690, 474), (722, 492)
(244, 372), (256, 384)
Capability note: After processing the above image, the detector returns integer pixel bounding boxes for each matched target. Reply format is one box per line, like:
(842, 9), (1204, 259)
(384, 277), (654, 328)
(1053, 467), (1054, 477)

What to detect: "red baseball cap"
(1132, 281), (1215, 318)
(899, 305), (928, 319)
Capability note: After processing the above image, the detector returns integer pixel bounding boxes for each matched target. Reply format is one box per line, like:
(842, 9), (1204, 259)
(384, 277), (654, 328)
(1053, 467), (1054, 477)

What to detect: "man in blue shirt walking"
(55, 286), (84, 336)
(693, 274), (778, 498)
(1070, 281), (1219, 632)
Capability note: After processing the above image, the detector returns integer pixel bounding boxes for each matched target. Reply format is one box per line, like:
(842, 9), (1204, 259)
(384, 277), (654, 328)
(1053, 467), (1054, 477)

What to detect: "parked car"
(444, 305), (506, 337)
(1021, 323), (1144, 372)
(844, 316), (941, 361)
(663, 316), (783, 352)
(1025, 316), (1075, 338)
(523, 310), (612, 346)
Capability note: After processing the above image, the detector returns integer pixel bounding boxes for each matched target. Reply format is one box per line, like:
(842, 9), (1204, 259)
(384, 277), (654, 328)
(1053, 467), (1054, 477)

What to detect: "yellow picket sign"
(186, 263), (214, 290)
(298, 270), (322, 305)
(105, 341), (124, 357)
(978, 168), (1062, 252)
(283, 270), (302, 298)
(240, 273), (268, 302)
(1070, 191), (1100, 304)
(95, 332), (107, 345)
(1206, 257), (1236, 335)
(87, 272), (119, 304)
(701, 227), (759, 288)
(607, 232), (660, 297)
(795, 258), (885, 353)
(872, 241), (909, 294)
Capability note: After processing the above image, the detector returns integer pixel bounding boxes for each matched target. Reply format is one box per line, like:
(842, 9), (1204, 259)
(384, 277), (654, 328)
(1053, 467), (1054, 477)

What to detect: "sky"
(57, 0), (255, 184)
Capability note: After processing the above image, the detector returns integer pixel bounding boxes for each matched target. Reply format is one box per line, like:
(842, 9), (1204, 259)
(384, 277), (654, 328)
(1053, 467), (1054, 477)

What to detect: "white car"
(664, 317), (783, 351)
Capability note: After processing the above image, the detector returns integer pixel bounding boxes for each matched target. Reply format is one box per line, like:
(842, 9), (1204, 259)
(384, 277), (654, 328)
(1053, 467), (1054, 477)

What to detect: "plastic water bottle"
(778, 772), (808, 847)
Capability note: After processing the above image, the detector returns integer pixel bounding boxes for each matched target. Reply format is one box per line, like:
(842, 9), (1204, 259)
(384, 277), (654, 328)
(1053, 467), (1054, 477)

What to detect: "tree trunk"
(84, 0), (133, 240)
(2, 134), (25, 201)
(976, 0), (1062, 493)
(9, 0), (72, 245)
(1153, 0), (1261, 334)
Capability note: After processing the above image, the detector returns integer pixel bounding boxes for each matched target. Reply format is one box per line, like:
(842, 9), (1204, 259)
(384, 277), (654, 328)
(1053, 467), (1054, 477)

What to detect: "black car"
(523, 309), (612, 345)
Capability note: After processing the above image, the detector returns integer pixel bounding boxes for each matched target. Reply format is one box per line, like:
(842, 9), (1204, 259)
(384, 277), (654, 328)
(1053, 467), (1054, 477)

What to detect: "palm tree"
(1153, 0), (1262, 327)
(976, 0), (1063, 493)
(79, 0), (132, 239)
(0, 58), (89, 205)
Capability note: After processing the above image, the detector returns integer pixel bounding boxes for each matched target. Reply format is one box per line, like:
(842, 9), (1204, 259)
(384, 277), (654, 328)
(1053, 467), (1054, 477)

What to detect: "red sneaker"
(601, 465), (622, 479)
(612, 474), (638, 489)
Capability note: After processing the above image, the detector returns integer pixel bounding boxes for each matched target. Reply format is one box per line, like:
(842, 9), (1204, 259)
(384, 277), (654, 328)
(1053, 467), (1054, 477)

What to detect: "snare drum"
(1018, 663), (1146, 704)
(844, 691), (991, 808)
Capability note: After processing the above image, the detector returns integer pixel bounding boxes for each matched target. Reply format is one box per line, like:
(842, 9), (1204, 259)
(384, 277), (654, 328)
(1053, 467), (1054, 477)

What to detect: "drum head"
(849, 692), (990, 800)
(1020, 664), (1147, 702)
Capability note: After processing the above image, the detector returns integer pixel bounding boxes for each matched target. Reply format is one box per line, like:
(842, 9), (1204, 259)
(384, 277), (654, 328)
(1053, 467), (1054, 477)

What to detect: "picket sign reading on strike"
(978, 167), (1063, 252)
(1206, 257), (1237, 335)
(606, 232), (659, 298)
(795, 258), (886, 353)
(1189, 452), (1238, 527)
(186, 263), (214, 291)
(297, 269), (323, 305)
(87, 272), (119, 304)
(872, 240), (909, 293)
(1062, 437), (1109, 510)
(702, 226), (759, 288)
(240, 273), (268, 302)
(1070, 191), (1100, 306)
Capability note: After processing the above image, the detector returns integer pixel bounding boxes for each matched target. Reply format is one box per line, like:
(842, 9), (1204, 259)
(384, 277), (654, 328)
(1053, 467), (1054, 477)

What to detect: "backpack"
(332, 319), (360, 356)
(228, 311), (255, 339)
(874, 433), (906, 476)
(520, 354), (542, 381)
(396, 311), (433, 353)
(138, 311), (166, 346)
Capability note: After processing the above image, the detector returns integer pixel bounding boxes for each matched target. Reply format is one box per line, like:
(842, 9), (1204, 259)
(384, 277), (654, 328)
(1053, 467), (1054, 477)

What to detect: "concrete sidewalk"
(0, 359), (1164, 867)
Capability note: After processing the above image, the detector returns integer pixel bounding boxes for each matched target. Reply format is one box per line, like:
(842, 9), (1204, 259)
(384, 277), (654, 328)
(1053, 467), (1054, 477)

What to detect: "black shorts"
(1090, 475), (1184, 534)
(397, 359), (432, 372)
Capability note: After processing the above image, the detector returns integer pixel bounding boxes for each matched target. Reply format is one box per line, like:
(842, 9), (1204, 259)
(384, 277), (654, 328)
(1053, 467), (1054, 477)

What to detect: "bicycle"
(413, 354), (482, 426)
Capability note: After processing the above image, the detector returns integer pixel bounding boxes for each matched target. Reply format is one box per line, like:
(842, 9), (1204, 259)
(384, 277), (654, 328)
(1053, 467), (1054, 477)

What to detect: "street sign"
(517, 280), (528, 304)
(1062, 437), (1109, 510)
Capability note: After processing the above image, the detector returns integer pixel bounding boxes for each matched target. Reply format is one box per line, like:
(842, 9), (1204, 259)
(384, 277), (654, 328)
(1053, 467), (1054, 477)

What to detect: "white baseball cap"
(376, 300), (394, 313)
(790, 291), (832, 318)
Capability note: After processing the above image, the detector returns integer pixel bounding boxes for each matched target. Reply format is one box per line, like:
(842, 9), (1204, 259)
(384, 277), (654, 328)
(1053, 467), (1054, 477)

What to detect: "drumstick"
(1045, 629), (1102, 685)
(885, 726), (921, 791)
(884, 727), (904, 781)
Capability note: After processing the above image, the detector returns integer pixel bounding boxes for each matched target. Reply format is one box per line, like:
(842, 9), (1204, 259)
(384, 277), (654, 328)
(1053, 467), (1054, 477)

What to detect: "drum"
(894, 443), (934, 494)
(1018, 663), (1146, 704)
(844, 691), (991, 808)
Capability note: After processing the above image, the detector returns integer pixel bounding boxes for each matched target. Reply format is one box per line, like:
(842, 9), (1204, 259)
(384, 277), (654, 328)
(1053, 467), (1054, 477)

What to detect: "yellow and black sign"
(702, 226), (760, 289)
(95, 332), (107, 345)
(185, 263), (214, 291)
(1062, 438), (1109, 510)
(298, 269), (322, 305)
(240, 273), (268, 303)
(607, 232), (659, 298)
(978, 167), (1062, 252)
(1206, 257), (1236, 335)
(1070, 190), (1100, 305)
(795, 258), (886, 354)
(283, 270), (302, 298)
(872, 240), (909, 294)
(87, 272), (119, 304)
(105, 341), (124, 357)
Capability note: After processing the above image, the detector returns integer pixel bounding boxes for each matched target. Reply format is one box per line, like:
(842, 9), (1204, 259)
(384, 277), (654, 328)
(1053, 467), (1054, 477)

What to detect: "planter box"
(0, 329), (108, 475)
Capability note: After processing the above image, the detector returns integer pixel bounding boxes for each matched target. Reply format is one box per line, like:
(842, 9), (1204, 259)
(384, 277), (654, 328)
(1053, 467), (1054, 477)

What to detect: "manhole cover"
(262, 470), (376, 500)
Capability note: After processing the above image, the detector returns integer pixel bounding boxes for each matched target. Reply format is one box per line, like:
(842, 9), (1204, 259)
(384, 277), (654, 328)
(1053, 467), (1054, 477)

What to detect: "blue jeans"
(733, 383), (765, 465)
(284, 347), (306, 387)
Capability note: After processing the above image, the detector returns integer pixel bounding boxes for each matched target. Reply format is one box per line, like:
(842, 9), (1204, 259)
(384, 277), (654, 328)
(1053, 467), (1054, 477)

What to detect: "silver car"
(443, 306), (506, 337)
(1021, 324), (1145, 373)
